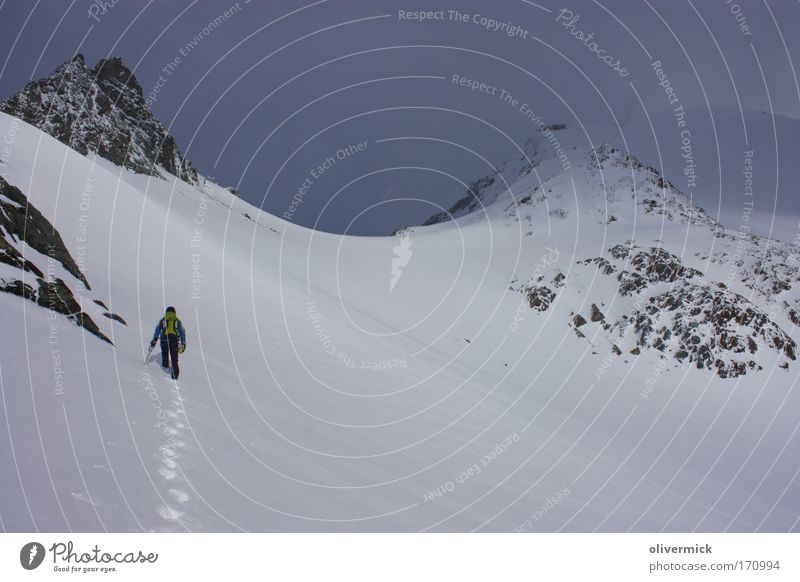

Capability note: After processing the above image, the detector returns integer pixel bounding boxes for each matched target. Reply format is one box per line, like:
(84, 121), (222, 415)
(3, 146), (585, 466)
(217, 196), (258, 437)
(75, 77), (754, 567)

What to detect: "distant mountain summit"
(422, 125), (574, 226)
(1, 54), (198, 184)
(411, 126), (799, 379)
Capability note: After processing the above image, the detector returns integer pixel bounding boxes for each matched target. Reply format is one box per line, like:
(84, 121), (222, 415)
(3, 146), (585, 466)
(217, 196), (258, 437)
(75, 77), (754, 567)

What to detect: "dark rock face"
(94, 299), (126, 324)
(611, 245), (703, 296)
(0, 235), (43, 277)
(590, 304), (605, 322)
(577, 240), (796, 378)
(577, 256), (616, 276)
(525, 285), (556, 312)
(0, 176), (89, 288)
(618, 271), (648, 297)
(0, 274), (112, 344)
(0, 54), (197, 184)
(37, 277), (112, 343)
(0, 279), (36, 299)
(102, 311), (127, 325)
(625, 282), (795, 378)
(0, 176), (110, 343)
(628, 247), (703, 283)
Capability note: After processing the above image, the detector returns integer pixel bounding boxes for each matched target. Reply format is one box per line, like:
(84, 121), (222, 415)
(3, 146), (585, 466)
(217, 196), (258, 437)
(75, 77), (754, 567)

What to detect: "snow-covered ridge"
(415, 125), (798, 378)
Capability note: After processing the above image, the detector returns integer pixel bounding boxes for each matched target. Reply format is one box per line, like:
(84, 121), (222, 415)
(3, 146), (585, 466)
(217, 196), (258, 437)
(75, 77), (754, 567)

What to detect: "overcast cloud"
(2, 0), (799, 239)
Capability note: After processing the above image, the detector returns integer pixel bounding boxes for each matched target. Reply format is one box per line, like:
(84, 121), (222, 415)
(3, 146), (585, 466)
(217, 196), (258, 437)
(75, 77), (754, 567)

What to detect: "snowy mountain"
(1, 54), (197, 184)
(420, 128), (798, 379)
(1, 57), (799, 532)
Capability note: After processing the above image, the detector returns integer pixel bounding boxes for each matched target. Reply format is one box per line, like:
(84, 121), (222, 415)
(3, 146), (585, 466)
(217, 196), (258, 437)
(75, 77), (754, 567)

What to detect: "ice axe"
(144, 341), (155, 365)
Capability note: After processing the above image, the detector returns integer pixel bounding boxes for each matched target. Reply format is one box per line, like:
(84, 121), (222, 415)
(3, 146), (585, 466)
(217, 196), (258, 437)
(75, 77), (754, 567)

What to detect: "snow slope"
(1, 112), (799, 532)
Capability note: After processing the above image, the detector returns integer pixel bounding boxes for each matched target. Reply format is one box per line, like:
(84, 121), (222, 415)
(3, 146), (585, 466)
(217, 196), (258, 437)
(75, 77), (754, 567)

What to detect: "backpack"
(162, 312), (179, 336)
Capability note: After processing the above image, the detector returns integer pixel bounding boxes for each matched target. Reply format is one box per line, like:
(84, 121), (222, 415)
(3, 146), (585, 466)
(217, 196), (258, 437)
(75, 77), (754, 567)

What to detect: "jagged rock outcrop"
(0, 176), (89, 288)
(611, 245), (703, 296)
(525, 285), (556, 312)
(0, 54), (197, 184)
(577, 256), (616, 275)
(0, 176), (110, 343)
(623, 282), (795, 378)
(585, 241), (795, 378)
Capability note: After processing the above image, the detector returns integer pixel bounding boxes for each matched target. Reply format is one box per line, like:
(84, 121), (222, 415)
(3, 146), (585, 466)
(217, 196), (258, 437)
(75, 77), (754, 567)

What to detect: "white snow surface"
(0, 112), (798, 532)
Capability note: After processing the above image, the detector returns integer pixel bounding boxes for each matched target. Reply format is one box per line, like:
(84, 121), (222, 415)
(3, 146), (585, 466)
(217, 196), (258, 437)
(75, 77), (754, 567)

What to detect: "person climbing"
(149, 306), (186, 379)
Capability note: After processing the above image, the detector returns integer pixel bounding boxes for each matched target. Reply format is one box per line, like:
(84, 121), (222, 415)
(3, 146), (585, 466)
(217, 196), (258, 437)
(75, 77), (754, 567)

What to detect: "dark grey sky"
(2, 0), (800, 239)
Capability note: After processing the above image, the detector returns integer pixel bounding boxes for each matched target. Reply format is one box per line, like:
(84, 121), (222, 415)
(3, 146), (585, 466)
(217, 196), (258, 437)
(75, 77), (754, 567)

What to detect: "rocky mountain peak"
(93, 56), (143, 97)
(421, 126), (717, 230)
(0, 54), (197, 184)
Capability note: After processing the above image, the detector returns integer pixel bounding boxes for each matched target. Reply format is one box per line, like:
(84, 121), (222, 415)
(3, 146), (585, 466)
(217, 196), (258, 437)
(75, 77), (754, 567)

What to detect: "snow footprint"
(156, 504), (183, 521)
(168, 489), (190, 504)
(154, 385), (193, 519)
(158, 466), (177, 480)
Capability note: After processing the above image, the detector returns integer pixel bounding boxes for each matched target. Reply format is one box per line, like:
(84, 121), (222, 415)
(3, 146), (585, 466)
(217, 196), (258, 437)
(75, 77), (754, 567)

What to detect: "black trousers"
(160, 335), (180, 379)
